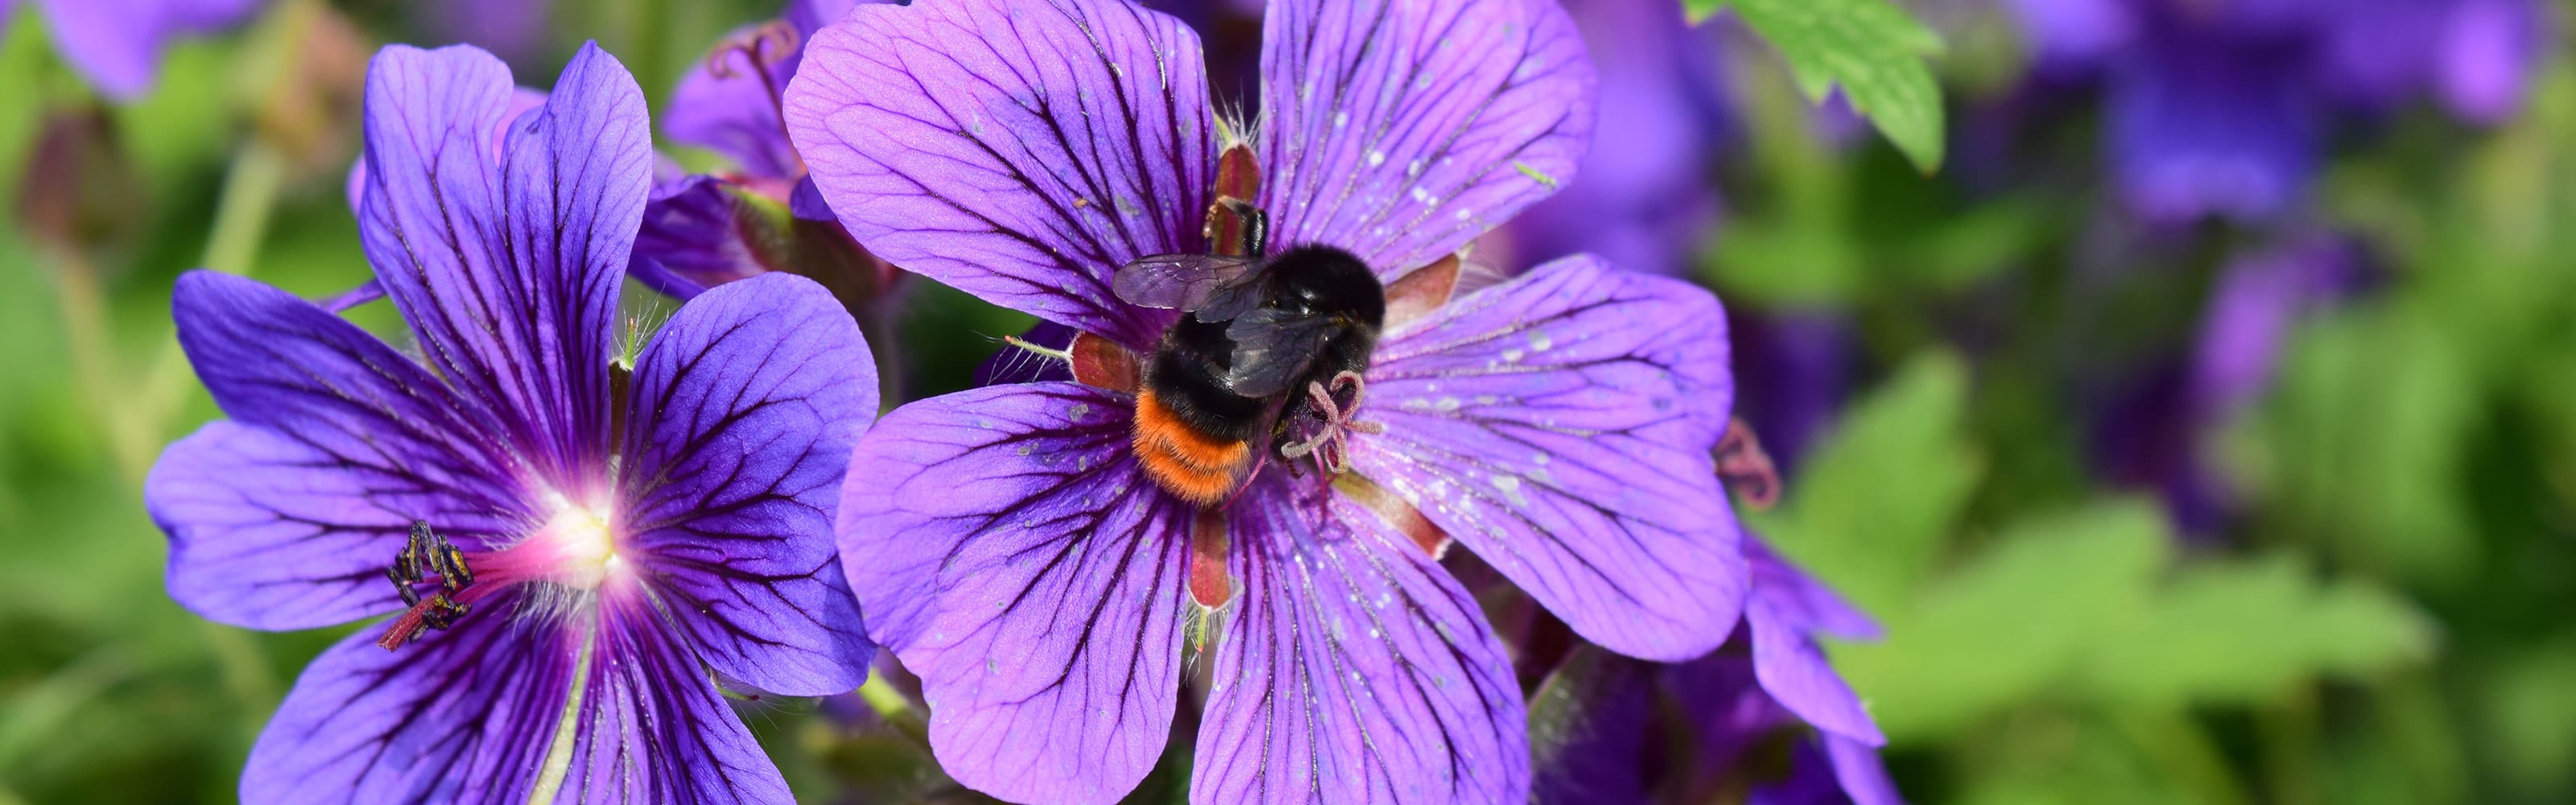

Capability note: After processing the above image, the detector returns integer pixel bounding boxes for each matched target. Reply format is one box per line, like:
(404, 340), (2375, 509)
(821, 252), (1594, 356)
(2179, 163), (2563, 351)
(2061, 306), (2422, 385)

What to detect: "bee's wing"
(1111, 254), (1260, 312)
(1222, 308), (1343, 398)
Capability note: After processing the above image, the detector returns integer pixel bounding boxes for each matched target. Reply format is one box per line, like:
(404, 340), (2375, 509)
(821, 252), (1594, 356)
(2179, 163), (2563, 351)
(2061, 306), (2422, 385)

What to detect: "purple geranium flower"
(27, 0), (261, 101)
(632, 0), (900, 310)
(786, 0), (1747, 801)
(2011, 0), (2551, 223)
(145, 42), (877, 802)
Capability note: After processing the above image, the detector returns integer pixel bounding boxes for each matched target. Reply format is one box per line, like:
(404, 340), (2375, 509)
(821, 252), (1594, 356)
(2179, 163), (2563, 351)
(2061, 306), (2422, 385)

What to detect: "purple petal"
(2005, 0), (2136, 72)
(2188, 234), (2353, 423)
(836, 382), (1191, 804)
(1194, 473), (1527, 803)
(34, 0), (259, 101)
(972, 320), (1079, 387)
(1500, 0), (1725, 278)
(1666, 652), (1796, 775)
(357, 43), (650, 497)
(618, 272), (878, 697)
(667, 23), (803, 180)
(1257, 0), (1595, 278)
(150, 271), (531, 630)
(785, 0), (1213, 349)
(786, 0), (864, 34)
(555, 581), (797, 803)
(1527, 647), (1656, 805)
(1718, 543), (1885, 756)
(241, 590), (577, 803)
(2107, 35), (2314, 223)
(1823, 731), (1905, 805)
(1349, 254), (1744, 661)
(1748, 594), (1882, 746)
(1747, 538), (1878, 642)
(343, 88), (551, 216)
(2439, 0), (2545, 125)
(629, 175), (764, 300)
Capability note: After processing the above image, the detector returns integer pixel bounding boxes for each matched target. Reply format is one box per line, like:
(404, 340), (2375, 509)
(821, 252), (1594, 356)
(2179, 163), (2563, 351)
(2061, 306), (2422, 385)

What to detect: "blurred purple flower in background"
(634, 0), (898, 314)
(2011, 0), (2551, 222)
(26, 0), (262, 101)
(2095, 233), (2359, 535)
(145, 42), (877, 801)
(789, 0), (1752, 801)
(417, 0), (553, 70)
(1493, 0), (1731, 279)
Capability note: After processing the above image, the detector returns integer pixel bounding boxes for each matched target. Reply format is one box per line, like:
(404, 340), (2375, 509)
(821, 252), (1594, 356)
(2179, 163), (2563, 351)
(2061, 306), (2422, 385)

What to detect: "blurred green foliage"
(0, 1), (2570, 803)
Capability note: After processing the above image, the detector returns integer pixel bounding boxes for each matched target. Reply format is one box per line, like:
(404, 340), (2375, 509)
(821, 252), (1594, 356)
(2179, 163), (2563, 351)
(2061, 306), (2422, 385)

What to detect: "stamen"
(376, 521), (478, 650)
(1002, 334), (1075, 363)
(376, 593), (470, 650)
(704, 21), (802, 123)
(1278, 370), (1385, 474)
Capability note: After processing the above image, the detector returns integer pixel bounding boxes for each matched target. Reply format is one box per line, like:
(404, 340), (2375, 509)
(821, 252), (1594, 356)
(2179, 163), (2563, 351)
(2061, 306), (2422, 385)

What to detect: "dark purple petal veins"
(1195, 473), (1527, 803)
(785, 0), (1214, 349)
(619, 273), (878, 698)
(555, 582), (796, 803)
(1257, 0), (1596, 279)
(153, 271), (534, 630)
(240, 589), (576, 804)
(357, 43), (651, 497)
(836, 382), (1192, 805)
(1350, 254), (1744, 661)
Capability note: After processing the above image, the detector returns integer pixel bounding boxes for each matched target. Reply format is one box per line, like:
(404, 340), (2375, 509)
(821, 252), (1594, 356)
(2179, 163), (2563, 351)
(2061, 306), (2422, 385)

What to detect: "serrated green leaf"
(1753, 350), (1980, 613)
(1835, 498), (2431, 743)
(1690, 0), (1946, 171)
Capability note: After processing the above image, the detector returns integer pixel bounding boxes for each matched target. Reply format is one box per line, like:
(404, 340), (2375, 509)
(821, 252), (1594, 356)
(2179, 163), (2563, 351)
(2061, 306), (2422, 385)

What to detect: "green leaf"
(1835, 500), (2433, 743)
(1835, 501), (2169, 742)
(1690, 0), (1947, 171)
(1752, 349), (1980, 614)
(2073, 556), (2436, 708)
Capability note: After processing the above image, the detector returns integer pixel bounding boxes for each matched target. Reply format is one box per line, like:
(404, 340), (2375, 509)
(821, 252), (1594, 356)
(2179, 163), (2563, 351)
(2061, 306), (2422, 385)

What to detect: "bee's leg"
(1213, 196), (1268, 256)
(1278, 371), (1383, 474)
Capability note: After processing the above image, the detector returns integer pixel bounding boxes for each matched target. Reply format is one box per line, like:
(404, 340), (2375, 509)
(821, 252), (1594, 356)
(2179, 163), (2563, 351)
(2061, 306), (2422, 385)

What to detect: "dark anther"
(1715, 419), (1781, 510)
(378, 522), (473, 650)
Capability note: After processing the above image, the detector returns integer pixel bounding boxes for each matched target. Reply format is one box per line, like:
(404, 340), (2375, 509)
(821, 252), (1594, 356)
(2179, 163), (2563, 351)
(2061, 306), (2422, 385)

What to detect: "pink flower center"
(375, 502), (621, 650)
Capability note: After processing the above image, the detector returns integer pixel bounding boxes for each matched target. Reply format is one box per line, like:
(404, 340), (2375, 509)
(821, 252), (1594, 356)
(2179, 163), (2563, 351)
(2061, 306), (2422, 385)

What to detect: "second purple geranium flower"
(148, 41), (877, 802)
(787, 0), (1748, 802)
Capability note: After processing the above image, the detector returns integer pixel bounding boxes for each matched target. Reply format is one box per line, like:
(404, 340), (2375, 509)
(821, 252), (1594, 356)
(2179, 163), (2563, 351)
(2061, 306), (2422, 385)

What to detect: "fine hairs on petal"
(995, 332), (1075, 378)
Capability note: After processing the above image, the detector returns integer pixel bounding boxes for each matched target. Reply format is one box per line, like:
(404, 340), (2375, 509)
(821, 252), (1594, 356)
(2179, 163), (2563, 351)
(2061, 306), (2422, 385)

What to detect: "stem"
(200, 142), (287, 276)
(132, 142), (289, 444)
(48, 254), (155, 484)
(855, 674), (913, 723)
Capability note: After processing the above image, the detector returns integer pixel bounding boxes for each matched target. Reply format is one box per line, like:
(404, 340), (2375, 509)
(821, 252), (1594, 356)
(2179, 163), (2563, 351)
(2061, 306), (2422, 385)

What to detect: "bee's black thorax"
(1141, 244), (1385, 444)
